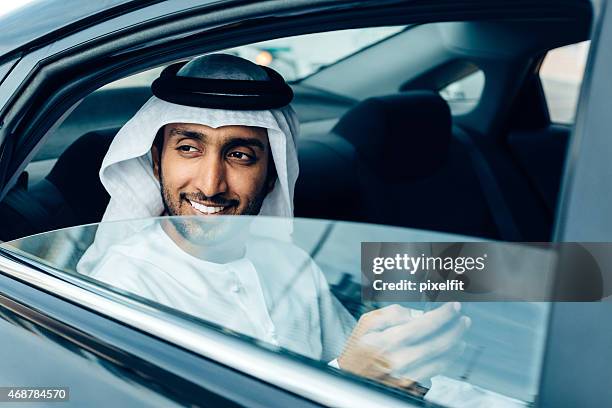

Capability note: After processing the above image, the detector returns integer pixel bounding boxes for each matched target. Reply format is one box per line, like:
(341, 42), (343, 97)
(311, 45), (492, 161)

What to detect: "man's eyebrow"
(169, 129), (266, 150)
(169, 128), (206, 142)
(224, 137), (266, 151)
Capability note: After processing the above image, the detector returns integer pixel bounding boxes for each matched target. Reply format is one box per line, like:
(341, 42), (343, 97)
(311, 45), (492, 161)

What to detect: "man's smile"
(188, 199), (233, 215)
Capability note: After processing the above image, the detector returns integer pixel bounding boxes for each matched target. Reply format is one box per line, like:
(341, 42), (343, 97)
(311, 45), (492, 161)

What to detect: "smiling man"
(154, 124), (273, 218)
(151, 123), (276, 243)
(77, 54), (470, 397)
(78, 53), (357, 361)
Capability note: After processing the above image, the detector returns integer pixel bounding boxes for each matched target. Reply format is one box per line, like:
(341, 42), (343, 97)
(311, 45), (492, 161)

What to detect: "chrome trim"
(0, 253), (416, 408)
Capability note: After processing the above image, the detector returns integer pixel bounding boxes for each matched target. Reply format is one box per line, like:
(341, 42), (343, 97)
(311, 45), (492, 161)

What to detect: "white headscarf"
(78, 54), (300, 274)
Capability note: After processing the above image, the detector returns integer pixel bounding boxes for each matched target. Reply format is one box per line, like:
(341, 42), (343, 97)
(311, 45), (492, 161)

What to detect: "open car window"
(540, 41), (590, 124)
(11, 20), (580, 248)
(439, 70), (485, 115)
(24, 25), (407, 186)
(1, 216), (550, 406)
(98, 26), (407, 89)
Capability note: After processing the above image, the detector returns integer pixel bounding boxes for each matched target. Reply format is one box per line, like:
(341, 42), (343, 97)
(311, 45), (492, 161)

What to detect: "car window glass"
(439, 70), (485, 115)
(539, 41), (590, 124)
(1, 216), (552, 406)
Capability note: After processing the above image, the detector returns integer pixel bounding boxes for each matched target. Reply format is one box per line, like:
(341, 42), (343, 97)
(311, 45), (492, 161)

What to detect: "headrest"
(331, 91), (452, 181)
(46, 129), (114, 223)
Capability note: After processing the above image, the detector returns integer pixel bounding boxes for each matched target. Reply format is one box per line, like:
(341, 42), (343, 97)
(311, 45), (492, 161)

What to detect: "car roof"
(0, 0), (158, 59)
(0, 0), (593, 63)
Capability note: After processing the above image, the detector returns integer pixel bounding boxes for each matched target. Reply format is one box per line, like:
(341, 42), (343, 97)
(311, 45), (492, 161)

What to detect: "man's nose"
(195, 155), (228, 197)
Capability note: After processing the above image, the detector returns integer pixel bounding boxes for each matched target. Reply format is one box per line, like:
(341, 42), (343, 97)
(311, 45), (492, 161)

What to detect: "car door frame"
(541, 0), (612, 406)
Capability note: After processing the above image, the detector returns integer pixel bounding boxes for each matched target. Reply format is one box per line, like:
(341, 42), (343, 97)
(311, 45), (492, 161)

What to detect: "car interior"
(0, 17), (591, 243)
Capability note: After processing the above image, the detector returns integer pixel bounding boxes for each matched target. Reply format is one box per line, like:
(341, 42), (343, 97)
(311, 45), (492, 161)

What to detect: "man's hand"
(337, 302), (470, 389)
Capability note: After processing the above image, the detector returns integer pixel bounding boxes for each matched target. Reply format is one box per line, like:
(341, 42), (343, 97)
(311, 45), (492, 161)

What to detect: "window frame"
(542, 1), (612, 407)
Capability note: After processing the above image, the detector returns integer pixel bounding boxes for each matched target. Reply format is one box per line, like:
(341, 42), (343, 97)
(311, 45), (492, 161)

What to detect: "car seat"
(0, 129), (115, 241)
(295, 90), (500, 238)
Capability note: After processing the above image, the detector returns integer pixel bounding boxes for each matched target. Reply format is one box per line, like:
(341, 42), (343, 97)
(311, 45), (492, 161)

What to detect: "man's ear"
(265, 149), (277, 194)
(151, 127), (164, 182)
(151, 142), (161, 182)
(266, 175), (276, 194)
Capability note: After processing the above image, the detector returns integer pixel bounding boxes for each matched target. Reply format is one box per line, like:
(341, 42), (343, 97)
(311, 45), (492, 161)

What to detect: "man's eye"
(177, 145), (199, 153)
(228, 151), (254, 162)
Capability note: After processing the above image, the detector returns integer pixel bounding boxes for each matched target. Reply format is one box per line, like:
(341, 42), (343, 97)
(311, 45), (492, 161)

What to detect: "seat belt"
(453, 126), (522, 241)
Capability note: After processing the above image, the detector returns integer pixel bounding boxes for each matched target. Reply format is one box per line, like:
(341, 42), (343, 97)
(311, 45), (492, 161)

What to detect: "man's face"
(152, 122), (274, 238)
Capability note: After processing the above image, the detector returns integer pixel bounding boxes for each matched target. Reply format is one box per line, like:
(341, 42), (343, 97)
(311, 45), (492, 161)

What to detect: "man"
(77, 54), (471, 394)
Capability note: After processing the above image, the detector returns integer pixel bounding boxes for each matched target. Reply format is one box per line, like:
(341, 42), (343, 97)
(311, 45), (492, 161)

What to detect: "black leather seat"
(295, 91), (499, 238)
(0, 129), (114, 241)
(294, 136), (361, 221)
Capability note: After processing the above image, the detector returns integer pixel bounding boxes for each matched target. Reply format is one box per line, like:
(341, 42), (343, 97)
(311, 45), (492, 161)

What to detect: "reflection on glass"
(2, 216), (547, 406)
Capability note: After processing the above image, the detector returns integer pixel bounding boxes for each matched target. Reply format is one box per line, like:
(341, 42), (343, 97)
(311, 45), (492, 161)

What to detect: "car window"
(26, 25), (405, 182)
(439, 69), (485, 115)
(539, 41), (590, 124)
(1, 216), (552, 406)
(5, 20), (577, 246)
(100, 26), (406, 91)
(227, 27), (406, 82)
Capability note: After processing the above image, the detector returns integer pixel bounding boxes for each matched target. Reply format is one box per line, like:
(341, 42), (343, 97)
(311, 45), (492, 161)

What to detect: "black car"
(0, 0), (611, 407)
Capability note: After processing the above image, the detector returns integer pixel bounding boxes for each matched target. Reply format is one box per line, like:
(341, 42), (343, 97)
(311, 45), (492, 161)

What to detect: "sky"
(0, 0), (36, 17)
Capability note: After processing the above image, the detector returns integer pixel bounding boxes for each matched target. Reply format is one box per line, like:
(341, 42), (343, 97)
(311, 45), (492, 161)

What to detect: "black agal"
(151, 61), (293, 110)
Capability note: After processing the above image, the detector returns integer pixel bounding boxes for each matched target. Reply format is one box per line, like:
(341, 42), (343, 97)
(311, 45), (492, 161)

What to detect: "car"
(0, 0), (611, 407)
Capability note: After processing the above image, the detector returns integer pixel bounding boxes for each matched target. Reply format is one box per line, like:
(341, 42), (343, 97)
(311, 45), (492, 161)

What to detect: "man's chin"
(168, 217), (227, 243)
(168, 209), (253, 244)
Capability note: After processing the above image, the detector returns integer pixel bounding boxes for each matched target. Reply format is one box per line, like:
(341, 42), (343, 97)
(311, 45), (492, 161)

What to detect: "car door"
(539, 0), (612, 406)
(0, 242), (354, 407)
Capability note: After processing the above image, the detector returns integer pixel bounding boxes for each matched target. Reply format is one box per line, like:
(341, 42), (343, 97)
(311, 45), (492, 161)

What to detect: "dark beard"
(159, 170), (268, 242)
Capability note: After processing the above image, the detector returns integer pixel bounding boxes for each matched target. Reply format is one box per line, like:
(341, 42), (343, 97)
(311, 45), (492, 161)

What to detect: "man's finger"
(358, 303), (424, 333)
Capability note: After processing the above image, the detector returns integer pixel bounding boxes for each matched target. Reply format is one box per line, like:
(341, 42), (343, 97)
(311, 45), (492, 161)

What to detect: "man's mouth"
(188, 199), (232, 215)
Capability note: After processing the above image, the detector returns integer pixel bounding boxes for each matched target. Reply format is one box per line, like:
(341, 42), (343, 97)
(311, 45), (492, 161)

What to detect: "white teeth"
(189, 200), (225, 214)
